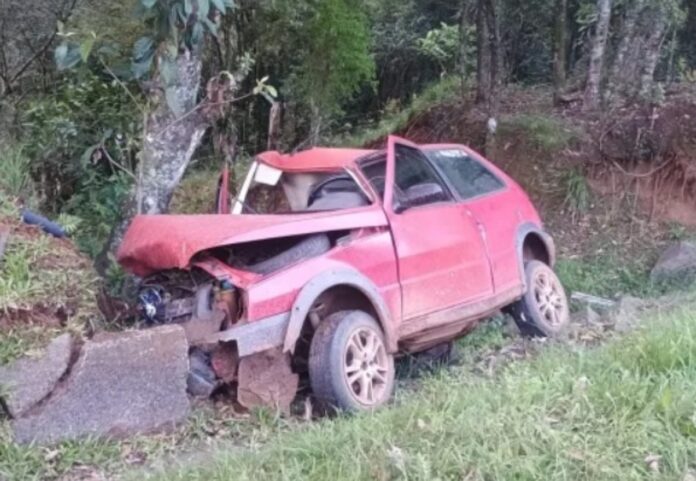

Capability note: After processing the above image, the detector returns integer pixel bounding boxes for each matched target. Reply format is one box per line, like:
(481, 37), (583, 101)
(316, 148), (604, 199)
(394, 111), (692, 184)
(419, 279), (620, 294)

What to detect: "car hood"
(117, 208), (388, 277)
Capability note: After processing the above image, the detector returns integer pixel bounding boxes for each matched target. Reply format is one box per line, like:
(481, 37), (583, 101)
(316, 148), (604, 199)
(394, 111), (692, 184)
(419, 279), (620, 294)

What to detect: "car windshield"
(235, 165), (371, 214)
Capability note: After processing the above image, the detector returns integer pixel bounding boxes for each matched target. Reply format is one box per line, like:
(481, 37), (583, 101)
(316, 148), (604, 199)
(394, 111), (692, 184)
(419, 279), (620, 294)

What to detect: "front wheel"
(509, 260), (569, 336)
(309, 310), (395, 412)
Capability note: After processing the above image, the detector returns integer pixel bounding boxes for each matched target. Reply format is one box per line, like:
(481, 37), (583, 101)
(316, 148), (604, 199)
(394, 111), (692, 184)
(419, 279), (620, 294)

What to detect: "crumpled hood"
(117, 209), (387, 277)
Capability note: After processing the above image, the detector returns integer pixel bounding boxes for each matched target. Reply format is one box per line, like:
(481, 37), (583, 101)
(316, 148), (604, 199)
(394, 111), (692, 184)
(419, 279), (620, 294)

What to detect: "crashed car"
(117, 135), (569, 412)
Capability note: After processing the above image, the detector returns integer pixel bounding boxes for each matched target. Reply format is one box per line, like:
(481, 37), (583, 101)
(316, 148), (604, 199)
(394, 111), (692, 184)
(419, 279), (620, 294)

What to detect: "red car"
(118, 136), (569, 412)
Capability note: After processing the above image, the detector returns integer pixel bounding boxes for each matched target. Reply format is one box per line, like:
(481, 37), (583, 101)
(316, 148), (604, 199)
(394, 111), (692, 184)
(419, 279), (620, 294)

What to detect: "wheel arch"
(516, 223), (556, 289)
(283, 269), (398, 354)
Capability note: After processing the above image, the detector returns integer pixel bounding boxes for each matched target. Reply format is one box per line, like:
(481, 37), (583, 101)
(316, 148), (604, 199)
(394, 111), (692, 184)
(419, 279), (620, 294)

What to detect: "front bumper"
(200, 312), (290, 357)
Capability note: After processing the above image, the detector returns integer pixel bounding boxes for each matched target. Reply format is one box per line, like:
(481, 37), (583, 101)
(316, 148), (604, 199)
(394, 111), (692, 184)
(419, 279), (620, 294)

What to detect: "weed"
(0, 145), (34, 202)
(334, 76), (461, 147)
(556, 256), (651, 298)
(501, 114), (579, 153)
(562, 168), (591, 216)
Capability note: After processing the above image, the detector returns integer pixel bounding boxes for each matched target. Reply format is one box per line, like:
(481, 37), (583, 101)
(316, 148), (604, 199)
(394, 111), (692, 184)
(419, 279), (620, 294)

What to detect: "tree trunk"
(584, 0), (612, 110)
(458, 0), (469, 96)
(607, 0), (643, 102)
(639, 16), (667, 98)
(552, 0), (568, 104)
(101, 49), (209, 266)
(475, 0), (490, 104)
(484, 0), (501, 117)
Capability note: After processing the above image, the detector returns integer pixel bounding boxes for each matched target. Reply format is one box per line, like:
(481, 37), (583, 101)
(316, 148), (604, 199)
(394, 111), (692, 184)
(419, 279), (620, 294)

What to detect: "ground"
(2, 81), (696, 480)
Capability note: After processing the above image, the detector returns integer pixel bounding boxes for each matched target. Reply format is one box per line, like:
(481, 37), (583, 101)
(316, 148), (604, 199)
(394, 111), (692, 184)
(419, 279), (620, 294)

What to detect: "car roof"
(256, 147), (377, 173)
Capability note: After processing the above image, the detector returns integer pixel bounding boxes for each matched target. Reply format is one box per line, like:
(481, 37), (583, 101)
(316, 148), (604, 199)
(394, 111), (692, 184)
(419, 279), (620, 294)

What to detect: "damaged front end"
(132, 255), (301, 412)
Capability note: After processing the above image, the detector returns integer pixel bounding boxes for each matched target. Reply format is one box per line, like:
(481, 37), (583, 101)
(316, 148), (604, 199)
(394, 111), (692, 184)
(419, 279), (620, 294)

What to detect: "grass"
(0, 192), (100, 363)
(128, 302), (696, 481)
(333, 76), (462, 148)
(0, 145), (34, 201)
(556, 254), (695, 300)
(499, 113), (580, 154)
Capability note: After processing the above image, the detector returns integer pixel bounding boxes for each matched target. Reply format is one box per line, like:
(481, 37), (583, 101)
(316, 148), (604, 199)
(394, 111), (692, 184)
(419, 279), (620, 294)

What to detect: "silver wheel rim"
(343, 328), (389, 406)
(532, 270), (567, 327)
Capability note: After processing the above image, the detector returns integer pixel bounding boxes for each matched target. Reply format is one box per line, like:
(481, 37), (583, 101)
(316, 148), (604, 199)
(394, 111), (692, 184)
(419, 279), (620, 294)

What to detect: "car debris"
(117, 135), (568, 413)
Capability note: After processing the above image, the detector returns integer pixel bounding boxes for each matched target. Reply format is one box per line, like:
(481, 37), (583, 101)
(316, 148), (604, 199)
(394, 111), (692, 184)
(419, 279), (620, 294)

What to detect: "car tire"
(309, 310), (395, 413)
(510, 260), (570, 337)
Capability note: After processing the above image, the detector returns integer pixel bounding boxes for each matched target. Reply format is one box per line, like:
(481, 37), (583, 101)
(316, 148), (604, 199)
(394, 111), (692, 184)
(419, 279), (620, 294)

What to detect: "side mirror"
(403, 183), (447, 209)
(393, 195), (410, 214)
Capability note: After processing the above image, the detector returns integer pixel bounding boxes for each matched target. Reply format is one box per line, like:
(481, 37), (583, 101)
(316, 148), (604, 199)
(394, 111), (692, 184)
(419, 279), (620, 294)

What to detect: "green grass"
(135, 303), (696, 481)
(333, 76), (462, 147)
(556, 256), (653, 298)
(500, 114), (580, 154)
(0, 145), (34, 201)
(556, 255), (695, 300)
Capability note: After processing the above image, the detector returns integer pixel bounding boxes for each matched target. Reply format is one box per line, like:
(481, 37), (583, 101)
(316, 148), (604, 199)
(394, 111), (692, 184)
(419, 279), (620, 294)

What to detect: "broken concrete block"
(0, 333), (73, 417)
(13, 325), (190, 445)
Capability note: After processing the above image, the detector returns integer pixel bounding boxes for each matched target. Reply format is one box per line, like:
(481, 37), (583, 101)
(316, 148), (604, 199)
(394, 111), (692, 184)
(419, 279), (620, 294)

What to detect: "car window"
(426, 149), (505, 199)
(359, 146), (450, 209)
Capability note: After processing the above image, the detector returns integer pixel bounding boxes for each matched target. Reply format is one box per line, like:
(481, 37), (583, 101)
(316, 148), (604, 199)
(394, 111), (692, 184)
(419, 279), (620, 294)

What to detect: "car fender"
(283, 268), (398, 354)
(516, 222), (556, 290)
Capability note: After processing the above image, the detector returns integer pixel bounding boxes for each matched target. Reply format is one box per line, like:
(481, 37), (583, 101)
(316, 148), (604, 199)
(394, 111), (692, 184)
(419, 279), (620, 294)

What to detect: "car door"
(382, 136), (493, 321)
(424, 146), (522, 293)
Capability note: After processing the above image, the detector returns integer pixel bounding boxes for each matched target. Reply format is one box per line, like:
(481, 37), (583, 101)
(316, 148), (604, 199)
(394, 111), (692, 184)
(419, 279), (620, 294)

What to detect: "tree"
(475, 0), (502, 116)
(552, 0), (568, 103)
(55, 0), (274, 258)
(583, 0), (612, 110)
(292, 0), (375, 145)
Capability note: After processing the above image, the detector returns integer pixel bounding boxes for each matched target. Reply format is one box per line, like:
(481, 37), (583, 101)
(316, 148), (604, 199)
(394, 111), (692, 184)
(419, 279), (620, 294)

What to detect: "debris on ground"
(11, 325), (189, 445)
(650, 241), (696, 283)
(0, 333), (74, 418)
(570, 292), (616, 311)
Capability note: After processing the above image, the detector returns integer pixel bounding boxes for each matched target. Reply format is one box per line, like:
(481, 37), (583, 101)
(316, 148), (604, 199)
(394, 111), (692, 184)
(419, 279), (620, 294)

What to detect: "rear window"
(426, 149), (505, 200)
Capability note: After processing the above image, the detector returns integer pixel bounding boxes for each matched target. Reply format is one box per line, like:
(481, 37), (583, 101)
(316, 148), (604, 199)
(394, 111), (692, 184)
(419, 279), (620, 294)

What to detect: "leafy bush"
(19, 72), (141, 256)
(21, 72), (140, 209)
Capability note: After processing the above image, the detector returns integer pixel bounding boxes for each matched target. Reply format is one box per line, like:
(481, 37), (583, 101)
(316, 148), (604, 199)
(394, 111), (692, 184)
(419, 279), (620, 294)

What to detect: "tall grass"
(0, 145), (33, 200)
(333, 76), (462, 148)
(142, 305), (696, 481)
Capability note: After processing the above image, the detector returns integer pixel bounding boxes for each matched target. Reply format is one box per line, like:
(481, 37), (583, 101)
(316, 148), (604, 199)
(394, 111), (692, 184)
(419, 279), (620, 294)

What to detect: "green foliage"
(0, 145), (34, 202)
(501, 114), (579, 153)
(20, 72), (140, 254)
(335, 76), (461, 147)
(563, 168), (591, 215)
(556, 256), (651, 297)
(290, 0), (375, 122)
(416, 23), (460, 76)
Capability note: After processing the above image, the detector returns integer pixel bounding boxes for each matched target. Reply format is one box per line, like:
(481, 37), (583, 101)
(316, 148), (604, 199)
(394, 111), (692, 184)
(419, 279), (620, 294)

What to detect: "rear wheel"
(309, 310), (395, 412)
(510, 260), (569, 336)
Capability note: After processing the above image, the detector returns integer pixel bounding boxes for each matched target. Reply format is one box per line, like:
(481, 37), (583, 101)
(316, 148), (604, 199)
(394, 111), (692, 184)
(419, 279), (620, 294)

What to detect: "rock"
(610, 296), (646, 333)
(650, 241), (696, 283)
(13, 325), (190, 445)
(570, 292), (616, 312)
(0, 333), (73, 417)
(571, 305), (601, 326)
